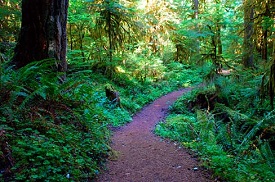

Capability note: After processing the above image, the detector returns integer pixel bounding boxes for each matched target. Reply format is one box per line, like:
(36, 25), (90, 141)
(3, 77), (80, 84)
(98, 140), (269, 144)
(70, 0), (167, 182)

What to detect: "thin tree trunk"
(106, 1), (113, 77)
(193, 0), (199, 19)
(69, 24), (73, 50)
(176, 44), (180, 62)
(217, 25), (222, 56)
(108, 10), (112, 64)
(11, 0), (68, 73)
(243, 0), (254, 68)
(193, 0), (200, 53)
(78, 24), (85, 62)
(263, 29), (268, 61)
(262, 4), (270, 61)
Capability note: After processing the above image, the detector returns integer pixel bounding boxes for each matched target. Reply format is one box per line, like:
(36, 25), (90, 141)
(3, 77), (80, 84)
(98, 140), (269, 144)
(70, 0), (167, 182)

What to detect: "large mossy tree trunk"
(11, 0), (68, 73)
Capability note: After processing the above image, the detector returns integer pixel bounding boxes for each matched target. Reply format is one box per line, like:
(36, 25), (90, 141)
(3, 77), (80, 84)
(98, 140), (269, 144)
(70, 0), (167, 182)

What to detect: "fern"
(239, 110), (275, 151)
(0, 59), (113, 180)
(215, 103), (254, 123)
(18, 85), (48, 110)
(258, 140), (275, 169)
(197, 110), (216, 144)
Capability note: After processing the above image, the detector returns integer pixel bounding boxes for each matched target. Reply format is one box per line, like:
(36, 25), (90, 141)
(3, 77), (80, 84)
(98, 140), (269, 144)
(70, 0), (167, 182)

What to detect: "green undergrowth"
(0, 60), (201, 181)
(155, 67), (275, 182)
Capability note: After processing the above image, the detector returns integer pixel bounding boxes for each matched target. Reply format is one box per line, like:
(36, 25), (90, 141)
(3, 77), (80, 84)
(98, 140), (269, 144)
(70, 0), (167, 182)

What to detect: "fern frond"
(197, 110), (216, 144)
(215, 103), (255, 123)
(239, 109), (275, 151)
(18, 85), (48, 110)
(258, 139), (275, 169)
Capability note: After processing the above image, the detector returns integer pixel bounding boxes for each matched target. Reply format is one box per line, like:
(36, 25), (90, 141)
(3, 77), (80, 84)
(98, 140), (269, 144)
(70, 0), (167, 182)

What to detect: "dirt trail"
(96, 87), (213, 182)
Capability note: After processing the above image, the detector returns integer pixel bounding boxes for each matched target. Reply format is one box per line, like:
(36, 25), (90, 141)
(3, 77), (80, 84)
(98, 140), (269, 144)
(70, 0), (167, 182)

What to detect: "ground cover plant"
(155, 64), (275, 182)
(0, 57), (202, 181)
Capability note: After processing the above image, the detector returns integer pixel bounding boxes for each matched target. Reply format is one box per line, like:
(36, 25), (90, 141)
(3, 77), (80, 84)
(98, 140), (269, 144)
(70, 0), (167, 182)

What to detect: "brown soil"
(96, 87), (215, 182)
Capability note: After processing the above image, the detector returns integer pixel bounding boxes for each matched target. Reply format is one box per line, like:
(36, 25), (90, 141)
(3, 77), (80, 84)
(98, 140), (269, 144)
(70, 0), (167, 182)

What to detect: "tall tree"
(193, 0), (199, 19)
(258, 0), (271, 61)
(215, 1), (222, 57)
(268, 2), (275, 108)
(193, 0), (200, 54)
(10, 0), (69, 73)
(92, 0), (138, 77)
(243, 0), (254, 68)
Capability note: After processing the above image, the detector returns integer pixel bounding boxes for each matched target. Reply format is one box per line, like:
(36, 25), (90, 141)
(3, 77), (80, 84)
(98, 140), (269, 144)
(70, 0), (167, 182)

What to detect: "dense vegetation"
(156, 67), (275, 181)
(1, 0), (275, 181)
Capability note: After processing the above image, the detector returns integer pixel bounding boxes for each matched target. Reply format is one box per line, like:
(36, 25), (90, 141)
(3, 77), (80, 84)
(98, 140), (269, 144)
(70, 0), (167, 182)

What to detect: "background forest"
(0, 0), (275, 181)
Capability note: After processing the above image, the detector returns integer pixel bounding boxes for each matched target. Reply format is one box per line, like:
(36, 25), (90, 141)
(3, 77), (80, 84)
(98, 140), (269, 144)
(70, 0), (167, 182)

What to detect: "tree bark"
(262, 28), (268, 61)
(262, 3), (271, 61)
(193, 0), (200, 53)
(243, 0), (254, 68)
(217, 25), (222, 56)
(193, 0), (199, 19)
(11, 0), (68, 73)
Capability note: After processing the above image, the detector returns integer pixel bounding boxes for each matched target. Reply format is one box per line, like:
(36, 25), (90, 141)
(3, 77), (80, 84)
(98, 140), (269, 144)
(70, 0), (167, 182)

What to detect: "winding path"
(96, 87), (213, 182)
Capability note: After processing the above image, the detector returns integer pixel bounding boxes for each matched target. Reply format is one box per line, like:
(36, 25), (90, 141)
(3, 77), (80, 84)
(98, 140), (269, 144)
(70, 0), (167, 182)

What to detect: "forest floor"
(96, 87), (217, 182)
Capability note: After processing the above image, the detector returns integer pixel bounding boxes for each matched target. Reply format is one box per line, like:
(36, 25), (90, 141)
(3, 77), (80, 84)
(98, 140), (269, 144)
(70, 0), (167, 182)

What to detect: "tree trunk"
(269, 9), (275, 109)
(262, 3), (271, 61)
(193, 0), (199, 19)
(69, 24), (73, 50)
(11, 0), (68, 73)
(107, 8), (113, 64)
(176, 44), (180, 62)
(193, 0), (200, 53)
(217, 25), (222, 56)
(243, 0), (254, 68)
(262, 29), (268, 61)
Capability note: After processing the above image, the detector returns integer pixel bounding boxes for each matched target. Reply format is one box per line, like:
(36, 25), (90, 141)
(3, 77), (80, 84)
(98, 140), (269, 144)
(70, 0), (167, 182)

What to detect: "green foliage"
(156, 75), (275, 181)
(3, 0), (275, 181)
(1, 54), (200, 180)
(155, 114), (197, 142)
(68, 0), (141, 77)
(0, 0), (21, 42)
(0, 61), (110, 180)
